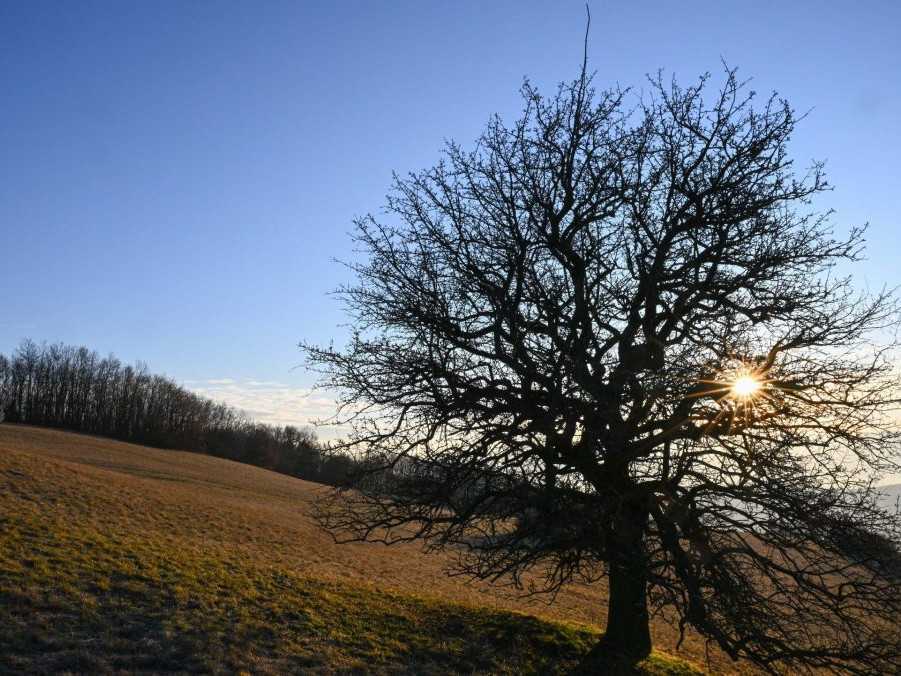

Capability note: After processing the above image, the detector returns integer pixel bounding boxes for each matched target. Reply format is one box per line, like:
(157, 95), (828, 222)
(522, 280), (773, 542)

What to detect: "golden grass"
(0, 424), (732, 674)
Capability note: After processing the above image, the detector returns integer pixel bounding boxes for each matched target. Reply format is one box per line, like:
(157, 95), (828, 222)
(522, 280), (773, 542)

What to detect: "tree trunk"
(578, 497), (651, 673)
(603, 552), (651, 659)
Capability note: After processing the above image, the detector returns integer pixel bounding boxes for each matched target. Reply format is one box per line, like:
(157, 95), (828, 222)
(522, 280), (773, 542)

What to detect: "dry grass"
(0, 424), (738, 674)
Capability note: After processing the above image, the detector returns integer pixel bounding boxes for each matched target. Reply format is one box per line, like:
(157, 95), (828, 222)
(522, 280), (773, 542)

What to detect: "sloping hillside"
(0, 425), (729, 674)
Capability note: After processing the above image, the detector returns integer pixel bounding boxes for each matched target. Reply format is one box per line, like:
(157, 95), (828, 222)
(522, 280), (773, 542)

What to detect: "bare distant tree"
(0, 340), (329, 483)
(305, 56), (901, 673)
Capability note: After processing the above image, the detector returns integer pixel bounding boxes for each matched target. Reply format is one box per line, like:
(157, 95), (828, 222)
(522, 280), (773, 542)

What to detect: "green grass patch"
(0, 434), (705, 674)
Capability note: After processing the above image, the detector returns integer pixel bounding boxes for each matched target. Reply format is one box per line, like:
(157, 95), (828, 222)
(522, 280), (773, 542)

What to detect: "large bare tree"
(304, 60), (901, 673)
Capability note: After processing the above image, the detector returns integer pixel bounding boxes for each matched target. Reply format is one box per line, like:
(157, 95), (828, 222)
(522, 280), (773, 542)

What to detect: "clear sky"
(2, 1), (899, 430)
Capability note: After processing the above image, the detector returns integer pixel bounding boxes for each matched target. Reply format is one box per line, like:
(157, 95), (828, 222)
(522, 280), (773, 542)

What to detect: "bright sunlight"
(731, 374), (762, 399)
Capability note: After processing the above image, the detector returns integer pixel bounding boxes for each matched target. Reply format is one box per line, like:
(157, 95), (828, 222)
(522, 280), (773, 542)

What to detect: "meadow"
(0, 424), (741, 674)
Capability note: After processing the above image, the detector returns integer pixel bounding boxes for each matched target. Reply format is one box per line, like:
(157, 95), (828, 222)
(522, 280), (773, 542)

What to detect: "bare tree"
(0, 340), (328, 484)
(305, 61), (901, 673)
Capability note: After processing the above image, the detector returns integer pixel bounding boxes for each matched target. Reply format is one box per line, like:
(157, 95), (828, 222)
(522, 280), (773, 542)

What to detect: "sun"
(731, 374), (762, 399)
(691, 359), (778, 432)
(693, 360), (775, 420)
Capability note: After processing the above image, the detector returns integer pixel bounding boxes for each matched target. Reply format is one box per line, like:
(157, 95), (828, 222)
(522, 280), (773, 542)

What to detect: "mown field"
(0, 425), (735, 674)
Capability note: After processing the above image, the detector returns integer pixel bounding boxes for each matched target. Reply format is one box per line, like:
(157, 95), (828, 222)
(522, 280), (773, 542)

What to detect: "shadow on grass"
(0, 472), (705, 675)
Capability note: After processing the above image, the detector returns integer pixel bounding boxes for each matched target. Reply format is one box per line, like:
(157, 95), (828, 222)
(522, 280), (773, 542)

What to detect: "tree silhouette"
(305, 61), (901, 673)
(0, 340), (333, 484)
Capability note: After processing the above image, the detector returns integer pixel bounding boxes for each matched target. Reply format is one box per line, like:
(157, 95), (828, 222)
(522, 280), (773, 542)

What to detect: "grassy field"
(0, 425), (727, 674)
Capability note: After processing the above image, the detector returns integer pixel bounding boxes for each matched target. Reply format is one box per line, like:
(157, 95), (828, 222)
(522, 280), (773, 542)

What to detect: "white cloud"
(187, 378), (346, 440)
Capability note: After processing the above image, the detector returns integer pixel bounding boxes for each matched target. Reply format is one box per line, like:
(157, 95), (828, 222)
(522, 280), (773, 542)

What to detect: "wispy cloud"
(187, 378), (345, 439)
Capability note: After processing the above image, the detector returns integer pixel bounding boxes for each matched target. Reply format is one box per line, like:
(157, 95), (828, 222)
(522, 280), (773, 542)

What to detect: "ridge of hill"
(0, 424), (732, 674)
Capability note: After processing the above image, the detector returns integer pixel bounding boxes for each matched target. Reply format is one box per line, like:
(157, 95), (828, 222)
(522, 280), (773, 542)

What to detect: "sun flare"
(731, 374), (762, 399)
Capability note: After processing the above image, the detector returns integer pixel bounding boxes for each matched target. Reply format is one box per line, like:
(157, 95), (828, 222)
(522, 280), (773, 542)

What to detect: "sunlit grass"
(0, 507), (703, 674)
(0, 425), (708, 674)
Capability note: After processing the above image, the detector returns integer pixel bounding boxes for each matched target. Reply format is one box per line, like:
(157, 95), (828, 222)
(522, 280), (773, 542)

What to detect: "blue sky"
(1, 1), (899, 429)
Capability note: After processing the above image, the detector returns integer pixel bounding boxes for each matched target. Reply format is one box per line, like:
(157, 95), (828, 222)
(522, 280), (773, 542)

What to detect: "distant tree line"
(0, 339), (355, 486)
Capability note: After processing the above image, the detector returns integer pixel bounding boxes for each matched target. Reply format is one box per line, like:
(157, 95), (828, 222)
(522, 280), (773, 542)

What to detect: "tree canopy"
(305, 63), (901, 674)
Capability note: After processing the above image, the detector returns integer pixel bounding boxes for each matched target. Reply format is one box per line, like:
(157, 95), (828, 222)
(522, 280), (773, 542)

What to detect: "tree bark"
(603, 552), (651, 659)
(579, 498), (652, 672)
